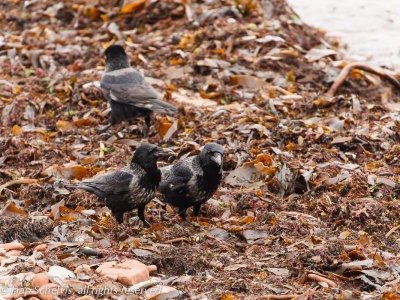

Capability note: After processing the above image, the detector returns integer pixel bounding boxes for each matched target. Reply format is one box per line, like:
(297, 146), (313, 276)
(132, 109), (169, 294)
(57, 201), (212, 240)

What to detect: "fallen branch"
(307, 273), (337, 288)
(385, 225), (400, 239)
(261, 295), (299, 299)
(0, 178), (40, 195)
(162, 237), (190, 244)
(327, 62), (400, 96)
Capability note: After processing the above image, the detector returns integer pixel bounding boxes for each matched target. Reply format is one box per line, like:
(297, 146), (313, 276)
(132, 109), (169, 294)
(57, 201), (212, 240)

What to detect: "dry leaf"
(120, 0), (147, 14)
(158, 118), (172, 138)
(12, 124), (22, 135)
(0, 201), (28, 216)
(43, 165), (96, 180)
(56, 120), (74, 131)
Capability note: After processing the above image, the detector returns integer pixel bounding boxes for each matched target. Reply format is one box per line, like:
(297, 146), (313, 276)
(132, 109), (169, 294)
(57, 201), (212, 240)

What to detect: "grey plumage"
(159, 143), (224, 223)
(68, 144), (170, 227)
(100, 45), (178, 136)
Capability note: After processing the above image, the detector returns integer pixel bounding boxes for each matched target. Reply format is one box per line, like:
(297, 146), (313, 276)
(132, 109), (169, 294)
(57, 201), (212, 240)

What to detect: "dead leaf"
(231, 75), (264, 89)
(158, 119), (172, 138)
(162, 119), (178, 141)
(120, 0), (147, 14)
(12, 124), (22, 135)
(43, 165), (96, 180)
(173, 90), (217, 107)
(0, 201), (28, 216)
(73, 118), (97, 127)
(339, 230), (351, 240)
(56, 120), (74, 131)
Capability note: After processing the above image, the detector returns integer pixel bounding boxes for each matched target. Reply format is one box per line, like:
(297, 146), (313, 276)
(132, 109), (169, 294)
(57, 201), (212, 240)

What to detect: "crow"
(158, 143), (224, 223)
(100, 45), (178, 136)
(68, 144), (172, 227)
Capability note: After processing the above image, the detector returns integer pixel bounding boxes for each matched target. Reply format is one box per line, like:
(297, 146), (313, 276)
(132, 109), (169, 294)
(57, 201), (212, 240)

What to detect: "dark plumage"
(69, 144), (172, 227)
(159, 143), (224, 223)
(100, 45), (178, 136)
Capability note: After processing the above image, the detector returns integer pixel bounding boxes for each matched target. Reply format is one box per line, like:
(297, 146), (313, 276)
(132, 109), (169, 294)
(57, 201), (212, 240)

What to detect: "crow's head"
(132, 144), (173, 172)
(104, 45), (130, 71)
(199, 142), (224, 169)
(105, 45), (127, 60)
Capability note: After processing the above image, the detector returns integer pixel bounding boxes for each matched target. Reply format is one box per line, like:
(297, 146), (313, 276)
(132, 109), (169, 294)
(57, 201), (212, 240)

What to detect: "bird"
(100, 44), (178, 136)
(158, 143), (224, 224)
(68, 144), (173, 227)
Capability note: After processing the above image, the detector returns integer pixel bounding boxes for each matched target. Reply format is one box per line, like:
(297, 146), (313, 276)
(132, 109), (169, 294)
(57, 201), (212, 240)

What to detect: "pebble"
(32, 273), (49, 288)
(33, 244), (47, 252)
(0, 243), (24, 251)
(75, 264), (91, 274)
(37, 283), (63, 300)
(96, 260), (157, 286)
(144, 285), (180, 300)
(47, 266), (75, 282)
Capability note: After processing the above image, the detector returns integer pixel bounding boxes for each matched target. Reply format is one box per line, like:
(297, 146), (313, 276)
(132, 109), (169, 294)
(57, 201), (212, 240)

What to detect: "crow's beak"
(210, 152), (223, 166)
(155, 147), (174, 157)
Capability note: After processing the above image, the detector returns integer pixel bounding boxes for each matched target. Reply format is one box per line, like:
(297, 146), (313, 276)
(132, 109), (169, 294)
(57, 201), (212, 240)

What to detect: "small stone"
(0, 243), (24, 251)
(96, 260), (157, 286)
(37, 283), (63, 300)
(75, 297), (96, 300)
(0, 275), (10, 285)
(34, 244), (47, 252)
(47, 266), (75, 282)
(75, 264), (91, 274)
(205, 228), (229, 241)
(6, 250), (21, 257)
(32, 273), (49, 288)
(144, 285), (180, 300)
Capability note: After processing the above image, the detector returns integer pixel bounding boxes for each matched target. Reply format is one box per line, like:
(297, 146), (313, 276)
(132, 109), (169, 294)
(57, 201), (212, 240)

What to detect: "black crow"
(158, 143), (224, 223)
(100, 45), (178, 136)
(68, 144), (172, 227)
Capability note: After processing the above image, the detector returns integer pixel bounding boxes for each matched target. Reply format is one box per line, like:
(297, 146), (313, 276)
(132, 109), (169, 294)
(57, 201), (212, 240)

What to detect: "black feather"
(68, 144), (163, 227)
(159, 143), (224, 222)
(100, 45), (178, 136)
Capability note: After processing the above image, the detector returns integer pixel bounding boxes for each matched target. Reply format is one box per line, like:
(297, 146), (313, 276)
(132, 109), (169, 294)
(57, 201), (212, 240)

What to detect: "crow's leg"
(144, 114), (151, 137)
(99, 116), (116, 132)
(113, 212), (127, 230)
(178, 207), (191, 223)
(192, 204), (201, 224)
(138, 206), (151, 228)
(114, 212), (124, 224)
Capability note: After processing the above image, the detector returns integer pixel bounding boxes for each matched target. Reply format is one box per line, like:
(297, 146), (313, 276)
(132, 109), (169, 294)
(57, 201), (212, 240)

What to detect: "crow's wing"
(76, 170), (134, 198)
(101, 68), (178, 114)
(159, 163), (193, 194)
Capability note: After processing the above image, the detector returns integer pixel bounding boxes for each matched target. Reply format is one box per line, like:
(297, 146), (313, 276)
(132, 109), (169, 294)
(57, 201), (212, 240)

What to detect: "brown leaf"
(120, 0), (147, 14)
(0, 201), (28, 216)
(12, 124), (22, 135)
(230, 75), (264, 89)
(56, 120), (74, 131)
(158, 118), (172, 138)
(43, 165), (97, 180)
(72, 118), (97, 127)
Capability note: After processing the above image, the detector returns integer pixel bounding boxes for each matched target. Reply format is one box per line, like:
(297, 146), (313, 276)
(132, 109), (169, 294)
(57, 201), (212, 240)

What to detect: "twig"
(327, 62), (400, 96)
(307, 273), (337, 288)
(162, 237), (190, 244)
(385, 224), (400, 239)
(0, 178), (40, 195)
(261, 295), (299, 299)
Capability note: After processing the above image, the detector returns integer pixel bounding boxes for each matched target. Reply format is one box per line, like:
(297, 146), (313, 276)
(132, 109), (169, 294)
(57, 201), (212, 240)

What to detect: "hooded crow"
(100, 45), (178, 136)
(69, 144), (172, 227)
(159, 143), (224, 223)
